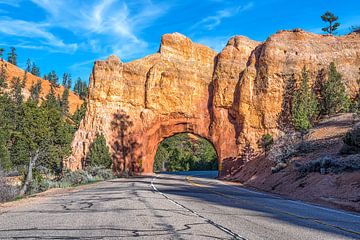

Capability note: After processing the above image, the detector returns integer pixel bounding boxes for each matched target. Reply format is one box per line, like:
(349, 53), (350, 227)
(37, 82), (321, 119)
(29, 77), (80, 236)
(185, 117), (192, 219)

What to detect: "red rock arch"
(66, 31), (360, 177)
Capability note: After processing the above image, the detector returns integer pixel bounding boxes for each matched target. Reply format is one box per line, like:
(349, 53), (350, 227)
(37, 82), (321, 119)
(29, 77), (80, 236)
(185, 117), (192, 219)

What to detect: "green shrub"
(260, 134), (274, 152)
(0, 172), (19, 202)
(85, 166), (114, 180)
(320, 62), (351, 115)
(291, 67), (318, 132)
(61, 169), (93, 186)
(340, 124), (360, 154)
(86, 134), (112, 168)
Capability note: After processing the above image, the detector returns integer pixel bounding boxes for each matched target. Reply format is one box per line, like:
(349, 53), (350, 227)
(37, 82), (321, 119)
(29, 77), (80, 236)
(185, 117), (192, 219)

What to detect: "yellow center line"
(185, 176), (360, 236)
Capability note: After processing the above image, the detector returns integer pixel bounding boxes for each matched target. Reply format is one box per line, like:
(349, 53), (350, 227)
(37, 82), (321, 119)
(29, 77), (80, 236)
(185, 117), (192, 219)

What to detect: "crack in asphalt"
(151, 175), (247, 240)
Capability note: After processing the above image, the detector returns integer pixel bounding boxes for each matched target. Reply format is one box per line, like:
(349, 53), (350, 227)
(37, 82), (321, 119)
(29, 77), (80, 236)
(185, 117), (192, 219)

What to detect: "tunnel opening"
(153, 133), (218, 173)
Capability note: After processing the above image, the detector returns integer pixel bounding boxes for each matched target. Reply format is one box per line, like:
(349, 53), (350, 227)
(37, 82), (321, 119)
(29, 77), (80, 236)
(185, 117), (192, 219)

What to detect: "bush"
(271, 162), (287, 173)
(340, 124), (360, 154)
(0, 171), (19, 202)
(267, 132), (302, 164)
(53, 168), (114, 189)
(61, 169), (94, 186)
(298, 155), (360, 175)
(85, 166), (114, 180)
(260, 134), (274, 152)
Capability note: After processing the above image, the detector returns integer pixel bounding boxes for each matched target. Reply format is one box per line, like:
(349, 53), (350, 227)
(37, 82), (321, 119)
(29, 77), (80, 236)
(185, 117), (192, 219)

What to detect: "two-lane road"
(0, 171), (359, 239)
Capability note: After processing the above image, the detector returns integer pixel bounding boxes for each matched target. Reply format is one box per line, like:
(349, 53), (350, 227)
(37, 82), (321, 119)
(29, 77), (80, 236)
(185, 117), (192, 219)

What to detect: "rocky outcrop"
(67, 30), (360, 177)
(0, 60), (83, 114)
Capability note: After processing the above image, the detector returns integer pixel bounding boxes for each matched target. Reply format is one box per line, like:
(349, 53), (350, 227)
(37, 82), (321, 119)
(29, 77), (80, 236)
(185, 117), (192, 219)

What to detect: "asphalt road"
(0, 171), (359, 239)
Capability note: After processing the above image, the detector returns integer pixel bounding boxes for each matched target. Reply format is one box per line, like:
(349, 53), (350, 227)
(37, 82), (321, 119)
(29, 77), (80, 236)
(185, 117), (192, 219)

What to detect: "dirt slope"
(1, 60), (83, 114)
(226, 113), (360, 212)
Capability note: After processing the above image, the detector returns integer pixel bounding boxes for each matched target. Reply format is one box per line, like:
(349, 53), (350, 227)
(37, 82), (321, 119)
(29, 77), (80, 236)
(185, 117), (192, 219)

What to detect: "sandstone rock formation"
(0, 60), (83, 114)
(67, 30), (360, 177)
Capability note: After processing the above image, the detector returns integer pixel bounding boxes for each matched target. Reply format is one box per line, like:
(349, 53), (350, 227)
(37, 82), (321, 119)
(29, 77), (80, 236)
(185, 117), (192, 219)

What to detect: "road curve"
(0, 171), (359, 239)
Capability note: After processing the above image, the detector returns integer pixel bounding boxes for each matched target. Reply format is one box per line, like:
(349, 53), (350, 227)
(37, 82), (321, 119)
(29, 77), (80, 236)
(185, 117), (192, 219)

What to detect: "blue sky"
(0, 0), (359, 84)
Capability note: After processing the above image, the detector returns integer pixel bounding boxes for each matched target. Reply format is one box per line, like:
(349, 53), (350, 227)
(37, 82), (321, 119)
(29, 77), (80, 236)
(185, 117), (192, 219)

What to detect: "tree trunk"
(19, 150), (40, 197)
(330, 21), (333, 35)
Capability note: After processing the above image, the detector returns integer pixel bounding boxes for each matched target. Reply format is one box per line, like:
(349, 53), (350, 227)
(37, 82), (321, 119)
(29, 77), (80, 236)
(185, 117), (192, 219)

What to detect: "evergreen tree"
(292, 67), (318, 131)
(40, 99), (74, 175)
(321, 62), (350, 115)
(0, 64), (7, 88)
(0, 94), (14, 170)
(30, 62), (40, 77)
(73, 78), (88, 100)
(30, 80), (42, 102)
(86, 134), (112, 168)
(11, 77), (24, 106)
(44, 85), (60, 110)
(7, 47), (17, 65)
(321, 11), (340, 35)
(26, 59), (31, 72)
(60, 88), (70, 114)
(62, 73), (72, 89)
(47, 70), (59, 86)
(0, 48), (4, 60)
(72, 102), (87, 128)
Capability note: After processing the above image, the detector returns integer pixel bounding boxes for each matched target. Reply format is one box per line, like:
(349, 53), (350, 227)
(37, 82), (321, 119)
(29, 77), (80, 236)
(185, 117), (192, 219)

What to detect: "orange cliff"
(66, 30), (360, 177)
(0, 60), (83, 114)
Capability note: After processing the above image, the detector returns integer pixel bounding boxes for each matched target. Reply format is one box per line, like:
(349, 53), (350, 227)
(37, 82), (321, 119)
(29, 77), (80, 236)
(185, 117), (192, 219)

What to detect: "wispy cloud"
(191, 2), (254, 30)
(0, 0), (22, 7)
(0, 19), (78, 52)
(28, 0), (170, 58)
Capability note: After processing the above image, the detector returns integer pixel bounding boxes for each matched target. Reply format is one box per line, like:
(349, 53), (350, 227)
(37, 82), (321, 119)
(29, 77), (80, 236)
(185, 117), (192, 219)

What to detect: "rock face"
(67, 30), (360, 177)
(0, 60), (83, 114)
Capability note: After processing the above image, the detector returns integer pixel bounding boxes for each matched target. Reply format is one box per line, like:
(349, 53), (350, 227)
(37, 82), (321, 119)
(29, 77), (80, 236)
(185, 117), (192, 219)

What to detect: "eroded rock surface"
(67, 30), (360, 177)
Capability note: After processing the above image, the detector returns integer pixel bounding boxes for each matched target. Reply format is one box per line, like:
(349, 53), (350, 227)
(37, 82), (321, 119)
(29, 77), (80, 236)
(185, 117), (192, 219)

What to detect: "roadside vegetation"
(0, 48), (113, 203)
(154, 133), (218, 172)
(269, 62), (360, 174)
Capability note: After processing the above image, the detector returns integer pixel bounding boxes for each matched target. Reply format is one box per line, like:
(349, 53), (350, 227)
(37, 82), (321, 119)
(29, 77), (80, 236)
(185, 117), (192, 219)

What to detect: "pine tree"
(60, 88), (70, 115)
(0, 64), (7, 88)
(73, 78), (88, 99)
(86, 134), (112, 168)
(321, 11), (340, 35)
(0, 94), (14, 170)
(72, 102), (87, 128)
(30, 62), (40, 77)
(26, 59), (31, 72)
(44, 85), (60, 110)
(11, 77), (24, 106)
(30, 80), (42, 102)
(321, 62), (350, 115)
(7, 47), (17, 65)
(292, 67), (318, 132)
(47, 70), (59, 86)
(0, 48), (4, 60)
(62, 73), (72, 89)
